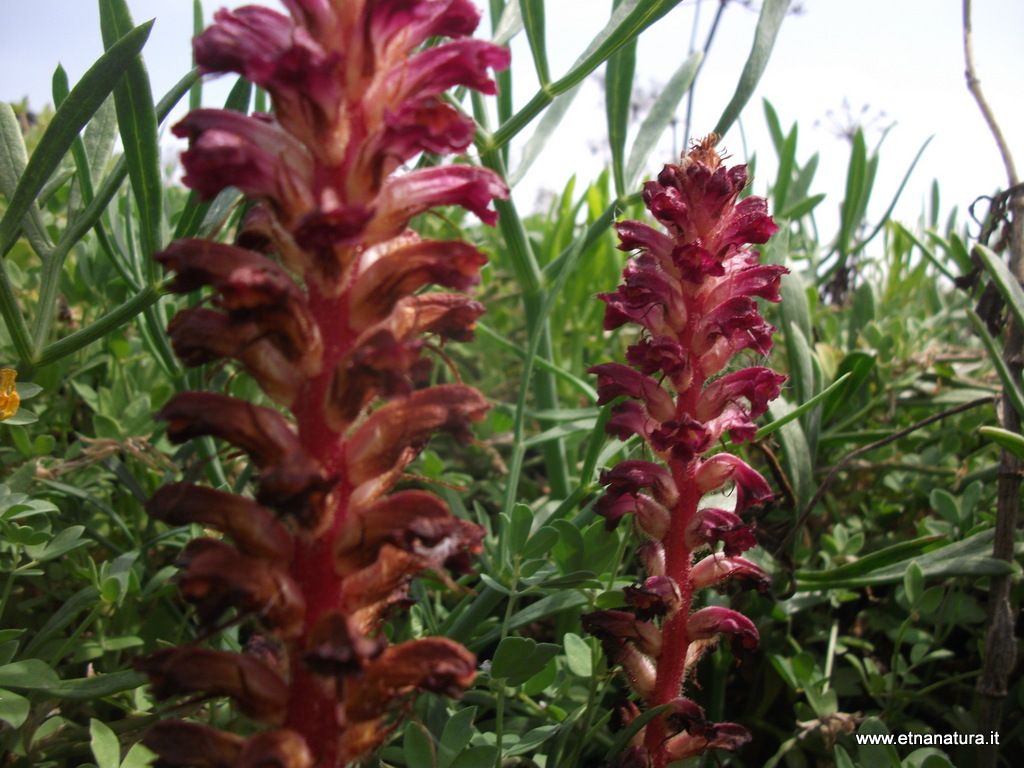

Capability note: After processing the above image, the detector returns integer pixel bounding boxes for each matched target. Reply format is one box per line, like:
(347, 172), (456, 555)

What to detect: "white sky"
(2, 0), (1022, 237)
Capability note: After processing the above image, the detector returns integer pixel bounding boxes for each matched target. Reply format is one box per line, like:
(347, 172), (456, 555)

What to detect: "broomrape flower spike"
(135, 2), (508, 767)
(584, 135), (784, 768)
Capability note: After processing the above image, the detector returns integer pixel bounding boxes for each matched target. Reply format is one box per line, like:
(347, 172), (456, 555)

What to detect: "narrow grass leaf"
(821, 353), (874, 424)
(758, 373), (851, 440)
(975, 243), (1024, 331)
(979, 426), (1024, 461)
(0, 20), (153, 259)
(837, 129), (867, 258)
(773, 123), (797, 216)
(100, 0), (162, 262)
(967, 309), (1024, 420)
(521, 0), (551, 85)
(605, 7), (637, 196)
(625, 51), (702, 189)
(713, 0), (791, 135)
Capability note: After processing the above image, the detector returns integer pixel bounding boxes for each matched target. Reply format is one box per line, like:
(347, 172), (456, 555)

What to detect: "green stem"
(33, 284), (162, 369)
(0, 262), (33, 366)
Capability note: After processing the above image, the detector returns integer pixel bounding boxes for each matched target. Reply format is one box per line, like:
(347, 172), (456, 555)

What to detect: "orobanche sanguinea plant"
(135, 1), (508, 766)
(584, 136), (784, 768)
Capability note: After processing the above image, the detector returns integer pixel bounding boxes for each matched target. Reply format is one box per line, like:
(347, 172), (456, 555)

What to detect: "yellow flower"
(0, 369), (19, 421)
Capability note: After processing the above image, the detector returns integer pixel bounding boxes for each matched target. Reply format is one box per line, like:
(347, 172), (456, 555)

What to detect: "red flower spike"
(175, 538), (306, 637)
(689, 554), (771, 593)
(589, 136), (780, 768)
(147, 483), (294, 565)
(140, 1), (504, 765)
(135, 646), (288, 725)
(141, 720), (245, 768)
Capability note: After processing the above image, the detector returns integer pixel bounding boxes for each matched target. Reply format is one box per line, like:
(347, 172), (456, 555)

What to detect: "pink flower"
(587, 136), (781, 768)
(140, 2), (508, 766)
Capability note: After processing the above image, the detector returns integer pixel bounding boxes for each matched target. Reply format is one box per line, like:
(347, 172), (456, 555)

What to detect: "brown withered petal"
(303, 610), (387, 676)
(135, 646), (288, 725)
(336, 489), (482, 577)
(349, 237), (487, 331)
(326, 330), (427, 427)
(343, 637), (476, 722)
(340, 543), (420, 626)
(158, 240), (323, 372)
(157, 239), (301, 309)
(384, 293), (486, 342)
(176, 538), (305, 637)
(582, 609), (662, 657)
(142, 720), (244, 768)
(167, 308), (310, 406)
(147, 483), (294, 565)
(345, 385), (489, 501)
(158, 393), (333, 525)
(235, 729), (314, 768)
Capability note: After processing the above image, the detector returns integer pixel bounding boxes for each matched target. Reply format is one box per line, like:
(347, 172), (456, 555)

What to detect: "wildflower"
(584, 136), (782, 768)
(0, 369), (19, 421)
(137, 2), (508, 766)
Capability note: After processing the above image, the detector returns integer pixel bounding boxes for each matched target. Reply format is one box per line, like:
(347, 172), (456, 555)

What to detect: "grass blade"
(713, 0), (791, 136)
(0, 20), (154, 259)
(624, 50), (702, 189)
(100, 0), (162, 265)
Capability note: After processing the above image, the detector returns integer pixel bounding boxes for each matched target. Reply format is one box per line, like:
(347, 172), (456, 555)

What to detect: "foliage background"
(0, 1), (1021, 767)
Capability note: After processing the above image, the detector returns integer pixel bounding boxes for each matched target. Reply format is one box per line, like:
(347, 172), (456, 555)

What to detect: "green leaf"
(100, 0), (162, 262)
(90, 718), (121, 768)
(837, 128), (867, 258)
(795, 530), (1012, 590)
(404, 721), (436, 768)
(490, 637), (561, 686)
(121, 742), (157, 768)
(856, 717), (901, 768)
(521, 525), (560, 560)
(975, 244), (1024, 332)
(438, 707), (477, 768)
(520, 0), (551, 85)
(503, 724), (558, 756)
(773, 123), (797, 216)
(903, 560), (924, 605)
(967, 309), (1024, 420)
(2, 408), (38, 426)
(25, 525), (88, 562)
(605, 5), (636, 196)
(979, 426), (1024, 461)
(449, 746), (498, 768)
(713, 0), (791, 135)
(23, 586), (100, 657)
(0, 688), (29, 728)
(0, 103), (51, 255)
(494, 0), (684, 150)
(0, 659), (60, 689)
(765, 394), (814, 509)
(26, 669), (147, 701)
(0, 20), (154, 259)
(625, 50), (702, 190)
(562, 632), (593, 677)
(822, 352), (875, 424)
(473, 591), (591, 650)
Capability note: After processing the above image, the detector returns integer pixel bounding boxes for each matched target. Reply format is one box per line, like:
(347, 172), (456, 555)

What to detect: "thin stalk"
(964, 4), (1022, 762)
(33, 285), (162, 369)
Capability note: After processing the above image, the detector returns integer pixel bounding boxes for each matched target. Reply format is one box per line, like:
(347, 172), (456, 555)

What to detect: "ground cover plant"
(0, 1), (1021, 767)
